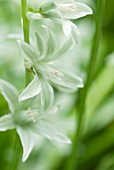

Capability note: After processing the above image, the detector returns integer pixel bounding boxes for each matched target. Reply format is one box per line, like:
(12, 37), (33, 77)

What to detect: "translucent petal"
(58, 2), (93, 19)
(46, 65), (83, 91)
(35, 31), (46, 58)
(0, 114), (15, 131)
(17, 40), (39, 64)
(36, 121), (71, 144)
(39, 78), (54, 111)
(50, 36), (73, 61)
(19, 75), (41, 101)
(17, 127), (36, 162)
(0, 79), (18, 112)
(69, 21), (80, 43)
(44, 27), (56, 59)
(62, 20), (72, 37)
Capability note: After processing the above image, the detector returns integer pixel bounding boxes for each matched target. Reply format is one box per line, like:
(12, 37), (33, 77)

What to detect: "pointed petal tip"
(18, 76), (41, 102)
(18, 95), (24, 102)
(66, 139), (72, 144)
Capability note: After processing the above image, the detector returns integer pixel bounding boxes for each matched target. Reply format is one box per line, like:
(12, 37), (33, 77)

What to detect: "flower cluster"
(27, 0), (92, 41)
(0, 0), (92, 162)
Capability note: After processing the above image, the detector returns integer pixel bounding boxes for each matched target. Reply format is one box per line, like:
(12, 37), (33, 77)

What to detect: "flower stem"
(21, 0), (32, 85)
(65, 0), (105, 170)
(21, 0), (29, 44)
(6, 131), (21, 170)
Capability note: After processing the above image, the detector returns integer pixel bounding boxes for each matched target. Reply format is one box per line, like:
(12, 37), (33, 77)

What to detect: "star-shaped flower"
(0, 79), (71, 162)
(18, 27), (83, 111)
(27, 0), (92, 42)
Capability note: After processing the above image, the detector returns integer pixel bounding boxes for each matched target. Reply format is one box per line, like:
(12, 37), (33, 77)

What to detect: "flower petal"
(18, 75), (41, 101)
(46, 65), (83, 92)
(0, 79), (18, 112)
(17, 127), (36, 162)
(37, 121), (71, 144)
(57, 2), (93, 19)
(69, 21), (80, 43)
(17, 40), (39, 64)
(0, 114), (15, 131)
(62, 20), (72, 37)
(44, 26), (56, 59)
(50, 36), (73, 61)
(35, 31), (46, 59)
(39, 78), (54, 111)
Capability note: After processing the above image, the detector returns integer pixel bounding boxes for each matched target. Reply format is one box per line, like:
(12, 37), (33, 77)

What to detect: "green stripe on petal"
(39, 77), (54, 111)
(46, 65), (83, 92)
(50, 36), (73, 60)
(0, 79), (18, 113)
(35, 31), (46, 59)
(0, 114), (15, 131)
(58, 2), (93, 20)
(44, 26), (56, 59)
(17, 40), (39, 64)
(37, 121), (71, 144)
(17, 127), (36, 162)
(69, 21), (80, 43)
(19, 75), (41, 101)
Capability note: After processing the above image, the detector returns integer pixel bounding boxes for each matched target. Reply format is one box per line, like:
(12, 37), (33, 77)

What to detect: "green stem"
(7, 1), (30, 170)
(21, 0), (32, 85)
(6, 131), (21, 170)
(66, 1), (105, 170)
(21, 0), (29, 43)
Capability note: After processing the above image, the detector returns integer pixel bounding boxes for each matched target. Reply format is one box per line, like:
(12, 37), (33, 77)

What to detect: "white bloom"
(27, 0), (92, 41)
(18, 27), (83, 111)
(0, 79), (71, 162)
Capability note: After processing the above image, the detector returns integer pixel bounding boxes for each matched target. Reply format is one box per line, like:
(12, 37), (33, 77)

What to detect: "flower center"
(27, 108), (37, 123)
(58, 3), (76, 12)
(50, 70), (63, 80)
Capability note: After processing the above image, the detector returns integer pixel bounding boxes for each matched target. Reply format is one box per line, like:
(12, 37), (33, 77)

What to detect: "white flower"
(27, 0), (93, 41)
(18, 27), (83, 111)
(0, 79), (71, 162)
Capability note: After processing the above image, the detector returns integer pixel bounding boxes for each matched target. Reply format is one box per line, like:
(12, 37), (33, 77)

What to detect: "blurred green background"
(0, 0), (114, 170)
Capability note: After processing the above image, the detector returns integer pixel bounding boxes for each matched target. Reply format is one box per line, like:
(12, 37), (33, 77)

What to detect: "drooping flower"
(0, 79), (71, 162)
(27, 0), (93, 41)
(18, 27), (83, 111)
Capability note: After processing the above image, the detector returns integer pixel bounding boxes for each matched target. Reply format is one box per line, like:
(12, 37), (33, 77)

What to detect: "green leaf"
(86, 61), (114, 116)
(0, 79), (18, 112)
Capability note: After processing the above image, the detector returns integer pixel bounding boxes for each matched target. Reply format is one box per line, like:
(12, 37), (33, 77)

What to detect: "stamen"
(50, 70), (63, 80)
(58, 4), (76, 12)
(27, 108), (37, 123)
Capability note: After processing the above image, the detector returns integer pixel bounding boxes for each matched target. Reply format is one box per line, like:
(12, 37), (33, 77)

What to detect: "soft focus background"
(0, 0), (114, 170)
